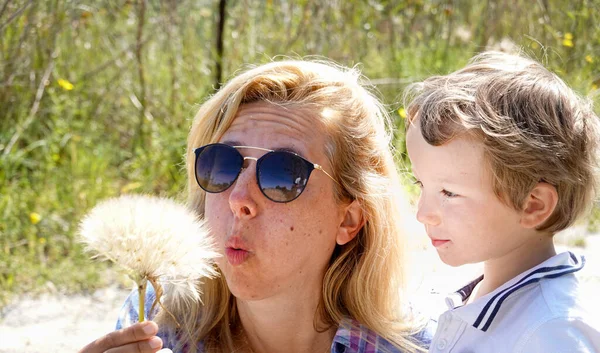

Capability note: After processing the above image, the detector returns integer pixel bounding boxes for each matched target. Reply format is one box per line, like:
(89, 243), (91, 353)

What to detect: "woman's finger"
(104, 337), (163, 353)
(78, 321), (159, 353)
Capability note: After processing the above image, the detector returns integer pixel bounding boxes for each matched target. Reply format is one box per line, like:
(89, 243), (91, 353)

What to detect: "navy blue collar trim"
(468, 252), (584, 332)
(455, 275), (484, 302)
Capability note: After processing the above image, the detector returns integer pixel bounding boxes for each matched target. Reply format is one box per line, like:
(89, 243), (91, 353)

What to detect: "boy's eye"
(442, 189), (458, 198)
(412, 179), (423, 188)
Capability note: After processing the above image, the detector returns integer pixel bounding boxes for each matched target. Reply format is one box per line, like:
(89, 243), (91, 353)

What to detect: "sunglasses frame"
(194, 143), (339, 203)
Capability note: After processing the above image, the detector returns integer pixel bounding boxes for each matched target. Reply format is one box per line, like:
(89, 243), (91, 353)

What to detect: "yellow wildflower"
(585, 55), (593, 64)
(562, 33), (574, 48)
(593, 84), (598, 91)
(29, 212), (42, 225)
(58, 79), (74, 91)
(398, 107), (407, 119)
(562, 39), (574, 48)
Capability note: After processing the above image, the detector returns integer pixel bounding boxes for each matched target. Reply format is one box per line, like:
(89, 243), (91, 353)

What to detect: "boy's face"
(406, 122), (528, 267)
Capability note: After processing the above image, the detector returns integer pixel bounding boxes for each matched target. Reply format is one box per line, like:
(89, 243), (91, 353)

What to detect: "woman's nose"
(228, 162), (260, 219)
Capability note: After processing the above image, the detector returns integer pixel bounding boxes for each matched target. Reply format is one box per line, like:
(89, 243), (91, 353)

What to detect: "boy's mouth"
(430, 238), (450, 248)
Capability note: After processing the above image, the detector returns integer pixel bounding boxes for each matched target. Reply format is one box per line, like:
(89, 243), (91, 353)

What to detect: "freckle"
(290, 226), (294, 231)
(319, 229), (322, 234)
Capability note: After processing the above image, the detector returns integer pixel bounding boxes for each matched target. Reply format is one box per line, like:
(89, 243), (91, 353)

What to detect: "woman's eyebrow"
(224, 141), (305, 157)
(220, 140), (241, 147)
(273, 146), (302, 155)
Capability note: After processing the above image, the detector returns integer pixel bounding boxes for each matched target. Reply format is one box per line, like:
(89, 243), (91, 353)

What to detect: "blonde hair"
(405, 51), (600, 233)
(154, 60), (424, 352)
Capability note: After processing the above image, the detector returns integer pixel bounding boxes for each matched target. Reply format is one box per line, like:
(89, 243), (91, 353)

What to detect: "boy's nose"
(415, 196), (441, 226)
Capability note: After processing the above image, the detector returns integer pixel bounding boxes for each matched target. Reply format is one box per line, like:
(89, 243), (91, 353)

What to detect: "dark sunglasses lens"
(196, 145), (243, 193)
(258, 152), (310, 202)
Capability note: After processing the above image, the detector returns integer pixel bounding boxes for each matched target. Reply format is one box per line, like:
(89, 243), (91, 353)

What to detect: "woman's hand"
(78, 321), (164, 353)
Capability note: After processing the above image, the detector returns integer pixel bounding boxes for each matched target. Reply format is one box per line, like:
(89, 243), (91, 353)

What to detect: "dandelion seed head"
(79, 194), (220, 305)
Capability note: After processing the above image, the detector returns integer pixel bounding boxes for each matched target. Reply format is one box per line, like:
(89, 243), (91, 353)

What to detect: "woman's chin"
(224, 275), (269, 301)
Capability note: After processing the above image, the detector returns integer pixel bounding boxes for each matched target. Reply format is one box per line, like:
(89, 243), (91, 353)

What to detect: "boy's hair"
(405, 51), (600, 233)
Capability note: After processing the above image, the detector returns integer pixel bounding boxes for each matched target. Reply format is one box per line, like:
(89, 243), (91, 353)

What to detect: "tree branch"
(134, 0), (147, 151)
(214, 0), (226, 89)
(0, 0), (32, 32)
(0, 0), (11, 20)
(3, 58), (54, 157)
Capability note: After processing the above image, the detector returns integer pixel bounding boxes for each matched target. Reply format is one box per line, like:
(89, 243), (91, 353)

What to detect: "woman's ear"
(336, 199), (366, 245)
(520, 182), (558, 229)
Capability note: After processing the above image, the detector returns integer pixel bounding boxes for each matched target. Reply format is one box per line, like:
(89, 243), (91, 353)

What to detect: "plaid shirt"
(116, 286), (432, 353)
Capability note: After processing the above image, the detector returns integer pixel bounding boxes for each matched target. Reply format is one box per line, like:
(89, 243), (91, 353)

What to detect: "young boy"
(405, 51), (600, 352)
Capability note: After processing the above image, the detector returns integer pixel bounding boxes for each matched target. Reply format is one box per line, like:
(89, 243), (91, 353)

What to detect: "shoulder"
(516, 316), (600, 353)
(115, 285), (182, 350)
(509, 275), (600, 352)
(537, 268), (592, 316)
(488, 271), (594, 330)
(332, 317), (432, 353)
(412, 319), (435, 347)
(115, 285), (158, 329)
(481, 268), (587, 329)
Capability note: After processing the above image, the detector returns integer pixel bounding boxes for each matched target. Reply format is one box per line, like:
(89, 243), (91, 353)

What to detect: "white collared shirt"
(430, 252), (600, 353)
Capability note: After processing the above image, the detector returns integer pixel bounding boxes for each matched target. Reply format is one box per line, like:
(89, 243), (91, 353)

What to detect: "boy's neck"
(468, 232), (556, 303)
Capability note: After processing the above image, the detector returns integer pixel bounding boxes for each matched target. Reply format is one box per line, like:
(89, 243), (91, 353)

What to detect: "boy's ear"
(520, 182), (558, 229)
(336, 199), (366, 245)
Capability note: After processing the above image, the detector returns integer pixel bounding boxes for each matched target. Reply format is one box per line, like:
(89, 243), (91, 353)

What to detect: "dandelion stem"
(138, 279), (147, 322)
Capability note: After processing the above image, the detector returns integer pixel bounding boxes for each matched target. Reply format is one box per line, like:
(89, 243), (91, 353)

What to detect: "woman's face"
(204, 102), (347, 301)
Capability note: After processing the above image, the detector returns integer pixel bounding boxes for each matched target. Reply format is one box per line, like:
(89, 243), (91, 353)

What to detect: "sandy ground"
(1, 221), (598, 353)
(0, 285), (130, 352)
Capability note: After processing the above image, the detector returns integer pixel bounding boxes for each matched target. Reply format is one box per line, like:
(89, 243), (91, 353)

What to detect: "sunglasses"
(194, 143), (339, 203)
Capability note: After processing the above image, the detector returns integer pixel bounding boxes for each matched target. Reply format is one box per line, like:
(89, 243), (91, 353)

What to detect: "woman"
(80, 60), (430, 353)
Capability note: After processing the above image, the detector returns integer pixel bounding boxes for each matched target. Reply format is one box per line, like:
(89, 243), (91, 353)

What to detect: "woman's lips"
(225, 247), (250, 265)
(431, 239), (450, 248)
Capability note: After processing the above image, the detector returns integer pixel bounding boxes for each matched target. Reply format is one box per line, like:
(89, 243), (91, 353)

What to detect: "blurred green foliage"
(1, 0), (599, 306)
